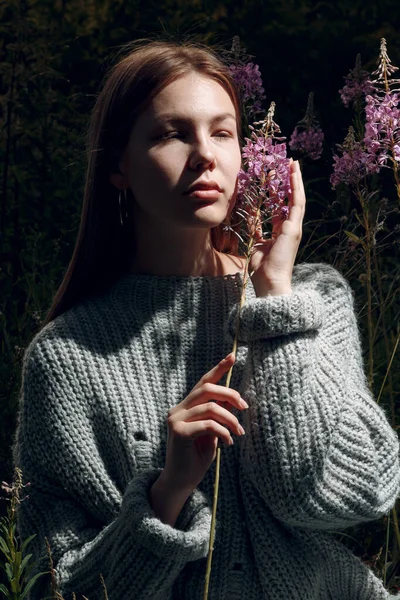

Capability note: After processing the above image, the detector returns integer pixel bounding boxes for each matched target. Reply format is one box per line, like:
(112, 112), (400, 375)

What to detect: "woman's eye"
(214, 131), (232, 139)
(159, 131), (183, 140)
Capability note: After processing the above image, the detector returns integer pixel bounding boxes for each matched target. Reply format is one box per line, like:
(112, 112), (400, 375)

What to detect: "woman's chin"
(189, 202), (227, 224)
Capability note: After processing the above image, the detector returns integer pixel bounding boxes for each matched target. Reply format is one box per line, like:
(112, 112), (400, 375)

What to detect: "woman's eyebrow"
(153, 112), (237, 125)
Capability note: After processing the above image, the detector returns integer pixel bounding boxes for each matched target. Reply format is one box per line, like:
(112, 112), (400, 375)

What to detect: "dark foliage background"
(1, 0), (399, 591)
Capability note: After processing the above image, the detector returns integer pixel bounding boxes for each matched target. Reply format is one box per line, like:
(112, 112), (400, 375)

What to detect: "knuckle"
(167, 408), (175, 422)
(203, 419), (216, 432)
(202, 382), (214, 395)
(166, 410), (178, 429)
(204, 401), (215, 413)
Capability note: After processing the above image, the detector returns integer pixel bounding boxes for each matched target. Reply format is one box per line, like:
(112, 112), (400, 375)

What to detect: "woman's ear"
(109, 171), (125, 190)
(109, 148), (129, 190)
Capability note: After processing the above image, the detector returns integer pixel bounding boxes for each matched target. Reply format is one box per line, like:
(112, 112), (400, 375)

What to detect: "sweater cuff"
(225, 290), (324, 342)
(122, 468), (211, 562)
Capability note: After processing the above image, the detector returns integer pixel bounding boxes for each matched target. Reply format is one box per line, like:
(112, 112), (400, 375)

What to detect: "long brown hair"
(43, 39), (243, 326)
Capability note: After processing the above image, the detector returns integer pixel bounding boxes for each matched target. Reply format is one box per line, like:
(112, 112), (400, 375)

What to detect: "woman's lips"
(187, 189), (221, 200)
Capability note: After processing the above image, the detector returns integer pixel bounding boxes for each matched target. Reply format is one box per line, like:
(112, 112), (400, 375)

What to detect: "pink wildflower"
(370, 38), (400, 92)
(289, 93), (324, 160)
(364, 93), (400, 168)
(229, 62), (266, 115)
(237, 103), (291, 219)
(290, 127), (324, 160)
(331, 127), (377, 188)
(331, 146), (376, 187)
(339, 54), (373, 108)
(222, 36), (266, 117)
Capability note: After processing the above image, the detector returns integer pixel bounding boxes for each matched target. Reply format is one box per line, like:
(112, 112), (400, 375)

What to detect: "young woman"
(14, 40), (400, 600)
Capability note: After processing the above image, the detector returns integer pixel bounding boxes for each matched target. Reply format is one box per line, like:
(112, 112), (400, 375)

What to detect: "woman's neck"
(128, 223), (244, 277)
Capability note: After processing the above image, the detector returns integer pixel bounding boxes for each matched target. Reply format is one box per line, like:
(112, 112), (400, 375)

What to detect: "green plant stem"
(203, 209), (259, 600)
(383, 510), (391, 587)
(203, 202), (261, 600)
(356, 187), (374, 390)
(391, 156), (400, 202)
(392, 502), (400, 554)
(376, 331), (400, 406)
(371, 246), (395, 422)
(383, 59), (400, 202)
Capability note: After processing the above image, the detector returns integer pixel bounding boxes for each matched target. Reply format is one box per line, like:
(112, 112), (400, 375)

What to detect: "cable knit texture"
(14, 262), (400, 600)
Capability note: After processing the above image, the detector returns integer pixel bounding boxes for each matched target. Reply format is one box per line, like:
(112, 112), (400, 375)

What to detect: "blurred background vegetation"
(1, 0), (399, 592)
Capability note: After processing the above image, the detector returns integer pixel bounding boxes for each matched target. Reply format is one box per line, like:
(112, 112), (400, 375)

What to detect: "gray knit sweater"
(14, 262), (400, 600)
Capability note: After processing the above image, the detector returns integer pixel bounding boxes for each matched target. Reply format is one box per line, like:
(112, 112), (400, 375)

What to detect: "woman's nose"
(188, 137), (216, 171)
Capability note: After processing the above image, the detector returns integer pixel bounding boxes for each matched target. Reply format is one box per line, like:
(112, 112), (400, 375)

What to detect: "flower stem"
(356, 186), (375, 390)
(203, 209), (259, 600)
(392, 502), (400, 556)
(390, 151), (400, 202)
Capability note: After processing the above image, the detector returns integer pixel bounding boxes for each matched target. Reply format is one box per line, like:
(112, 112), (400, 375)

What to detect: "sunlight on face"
(120, 72), (242, 231)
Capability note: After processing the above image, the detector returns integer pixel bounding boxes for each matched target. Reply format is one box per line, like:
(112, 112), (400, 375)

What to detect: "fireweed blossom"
(226, 102), (291, 245)
(364, 93), (400, 167)
(331, 126), (377, 188)
(339, 54), (374, 108)
(370, 38), (400, 93)
(332, 40), (400, 188)
(289, 92), (324, 160)
(364, 40), (400, 170)
(229, 62), (265, 116)
(221, 36), (266, 118)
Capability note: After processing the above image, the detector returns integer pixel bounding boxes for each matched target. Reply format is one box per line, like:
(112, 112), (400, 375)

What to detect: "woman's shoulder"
(24, 290), (113, 367)
(292, 262), (350, 288)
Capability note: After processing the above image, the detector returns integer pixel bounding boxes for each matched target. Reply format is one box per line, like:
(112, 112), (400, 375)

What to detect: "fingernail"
(225, 352), (235, 361)
(238, 424), (245, 435)
(240, 398), (249, 409)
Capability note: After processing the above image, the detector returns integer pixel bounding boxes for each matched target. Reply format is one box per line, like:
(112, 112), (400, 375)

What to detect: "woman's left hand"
(248, 159), (306, 297)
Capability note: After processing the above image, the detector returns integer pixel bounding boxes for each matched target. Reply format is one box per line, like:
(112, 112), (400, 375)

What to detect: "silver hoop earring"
(118, 189), (128, 226)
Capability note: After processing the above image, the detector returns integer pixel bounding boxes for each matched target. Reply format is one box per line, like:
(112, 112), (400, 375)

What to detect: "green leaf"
(19, 553), (33, 577)
(344, 230), (366, 250)
(5, 562), (12, 582)
(0, 583), (10, 598)
(0, 535), (11, 559)
(21, 534), (36, 554)
(20, 571), (47, 600)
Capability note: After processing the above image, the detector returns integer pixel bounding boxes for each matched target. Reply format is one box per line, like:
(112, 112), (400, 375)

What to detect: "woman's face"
(115, 72), (242, 232)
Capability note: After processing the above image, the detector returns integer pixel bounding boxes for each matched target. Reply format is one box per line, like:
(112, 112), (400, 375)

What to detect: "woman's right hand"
(159, 352), (248, 496)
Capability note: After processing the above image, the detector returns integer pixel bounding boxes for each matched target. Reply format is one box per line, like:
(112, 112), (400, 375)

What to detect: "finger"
(178, 420), (234, 446)
(183, 403), (245, 436)
(289, 163), (300, 204)
(297, 164), (307, 217)
(193, 353), (236, 391)
(291, 162), (306, 212)
(287, 165), (305, 226)
(184, 382), (248, 411)
(272, 177), (297, 237)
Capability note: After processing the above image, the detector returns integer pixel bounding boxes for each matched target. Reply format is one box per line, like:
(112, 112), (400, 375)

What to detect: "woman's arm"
(226, 263), (400, 530)
(14, 337), (212, 600)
